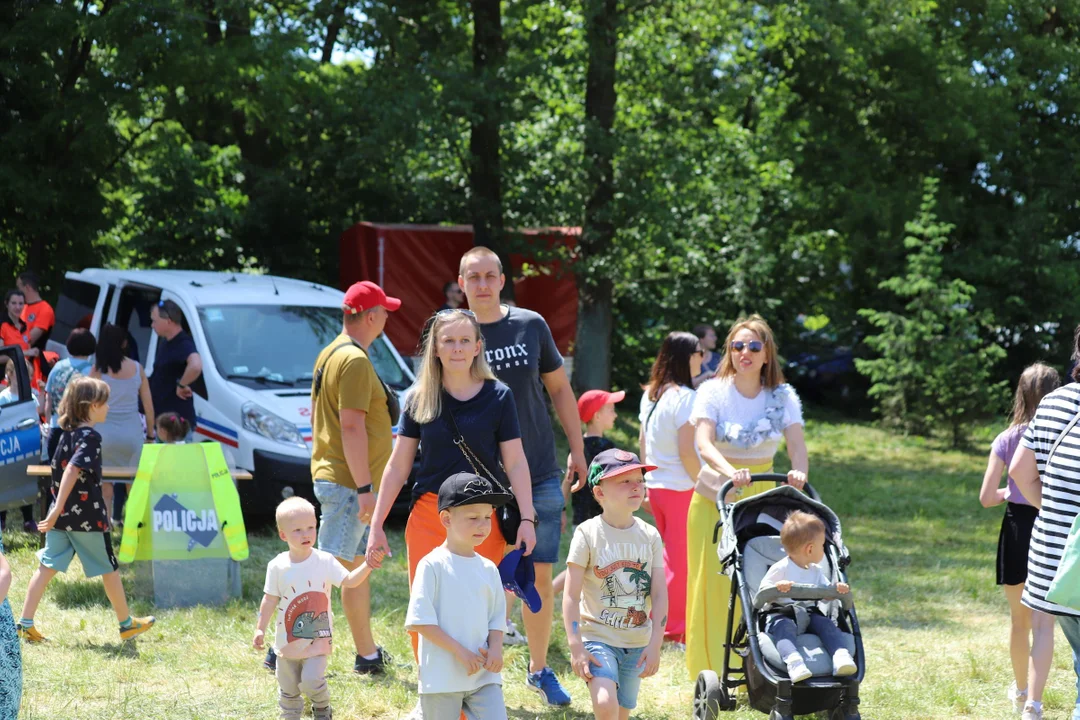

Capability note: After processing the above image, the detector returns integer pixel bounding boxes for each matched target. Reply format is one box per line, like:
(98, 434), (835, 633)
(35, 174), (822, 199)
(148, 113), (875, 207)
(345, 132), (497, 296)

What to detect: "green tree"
(856, 178), (1007, 446)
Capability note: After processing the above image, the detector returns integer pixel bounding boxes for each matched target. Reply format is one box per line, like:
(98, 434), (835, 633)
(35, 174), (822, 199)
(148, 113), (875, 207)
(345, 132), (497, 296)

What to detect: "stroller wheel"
(693, 671), (731, 718)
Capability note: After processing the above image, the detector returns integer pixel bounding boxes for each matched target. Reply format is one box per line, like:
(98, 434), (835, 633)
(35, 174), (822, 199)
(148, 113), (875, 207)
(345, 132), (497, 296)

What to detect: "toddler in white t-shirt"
(253, 497), (383, 720)
(758, 510), (856, 683)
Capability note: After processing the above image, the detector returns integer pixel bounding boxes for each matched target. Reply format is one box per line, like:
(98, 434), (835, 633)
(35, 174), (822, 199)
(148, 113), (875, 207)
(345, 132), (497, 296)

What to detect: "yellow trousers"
(685, 463), (774, 682)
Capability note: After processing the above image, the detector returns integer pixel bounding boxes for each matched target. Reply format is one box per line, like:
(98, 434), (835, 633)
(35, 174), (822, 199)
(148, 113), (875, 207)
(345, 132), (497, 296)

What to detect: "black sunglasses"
(730, 340), (764, 353)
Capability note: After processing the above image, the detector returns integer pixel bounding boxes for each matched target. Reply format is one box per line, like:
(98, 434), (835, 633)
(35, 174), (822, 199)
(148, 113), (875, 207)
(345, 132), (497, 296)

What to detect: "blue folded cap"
(499, 545), (543, 614)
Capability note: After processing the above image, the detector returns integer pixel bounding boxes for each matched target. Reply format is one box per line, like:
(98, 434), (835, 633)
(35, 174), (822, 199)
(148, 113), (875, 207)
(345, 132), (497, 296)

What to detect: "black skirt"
(997, 502), (1040, 586)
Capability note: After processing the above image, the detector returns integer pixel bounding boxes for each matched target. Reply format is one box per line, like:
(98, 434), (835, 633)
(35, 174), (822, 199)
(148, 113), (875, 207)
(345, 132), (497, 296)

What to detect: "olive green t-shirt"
(310, 334), (392, 491)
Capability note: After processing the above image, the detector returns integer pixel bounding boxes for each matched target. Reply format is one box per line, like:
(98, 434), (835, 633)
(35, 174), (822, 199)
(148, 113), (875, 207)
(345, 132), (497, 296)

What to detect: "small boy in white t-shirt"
(563, 449), (667, 720)
(758, 510), (857, 683)
(254, 497), (383, 720)
(405, 472), (513, 720)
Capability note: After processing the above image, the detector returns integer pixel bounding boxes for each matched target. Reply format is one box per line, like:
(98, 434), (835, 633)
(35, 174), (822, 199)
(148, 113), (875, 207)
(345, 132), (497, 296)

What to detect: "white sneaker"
(1009, 682), (1028, 713)
(504, 620), (528, 646)
(832, 649), (857, 677)
(785, 655), (812, 683)
(1022, 702), (1044, 720)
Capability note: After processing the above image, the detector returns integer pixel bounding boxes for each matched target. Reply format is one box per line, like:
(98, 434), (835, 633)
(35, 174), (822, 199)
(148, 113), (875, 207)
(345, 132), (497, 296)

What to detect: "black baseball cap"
(587, 448), (657, 487)
(437, 472), (514, 512)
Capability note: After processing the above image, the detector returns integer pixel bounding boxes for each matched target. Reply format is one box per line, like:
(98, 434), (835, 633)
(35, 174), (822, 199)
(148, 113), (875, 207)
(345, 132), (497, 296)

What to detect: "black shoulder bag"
(313, 339), (400, 423)
(443, 398), (522, 542)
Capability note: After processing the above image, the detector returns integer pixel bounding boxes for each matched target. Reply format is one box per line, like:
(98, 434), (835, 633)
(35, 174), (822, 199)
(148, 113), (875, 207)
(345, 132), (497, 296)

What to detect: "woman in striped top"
(1011, 336), (1080, 720)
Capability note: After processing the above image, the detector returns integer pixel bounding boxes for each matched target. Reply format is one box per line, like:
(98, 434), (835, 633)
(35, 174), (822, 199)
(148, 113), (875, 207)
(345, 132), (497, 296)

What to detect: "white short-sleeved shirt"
(567, 516), (665, 648)
(639, 386), (698, 491)
(263, 549), (350, 658)
(1021, 384), (1080, 617)
(689, 378), (803, 460)
(405, 546), (507, 694)
(758, 555), (831, 612)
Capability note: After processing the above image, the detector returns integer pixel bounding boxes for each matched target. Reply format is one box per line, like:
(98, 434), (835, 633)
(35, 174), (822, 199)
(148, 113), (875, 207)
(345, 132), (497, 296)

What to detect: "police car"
(1, 269), (417, 517)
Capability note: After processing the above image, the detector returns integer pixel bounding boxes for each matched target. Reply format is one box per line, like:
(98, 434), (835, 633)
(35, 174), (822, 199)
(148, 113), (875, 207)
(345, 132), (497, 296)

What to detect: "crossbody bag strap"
(442, 399), (513, 495)
(313, 340), (400, 420)
(645, 387), (667, 433)
(312, 340), (357, 399)
(1047, 408), (1080, 468)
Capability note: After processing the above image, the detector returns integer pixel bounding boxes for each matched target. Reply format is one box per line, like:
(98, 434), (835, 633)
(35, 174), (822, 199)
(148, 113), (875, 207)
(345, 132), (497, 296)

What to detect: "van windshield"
(197, 305), (408, 389)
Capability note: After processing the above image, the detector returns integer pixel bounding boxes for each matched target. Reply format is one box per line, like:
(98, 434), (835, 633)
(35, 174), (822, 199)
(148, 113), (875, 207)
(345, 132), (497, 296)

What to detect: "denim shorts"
(38, 530), (119, 579)
(585, 641), (645, 710)
(530, 471), (565, 564)
(313, 480), (369, 561)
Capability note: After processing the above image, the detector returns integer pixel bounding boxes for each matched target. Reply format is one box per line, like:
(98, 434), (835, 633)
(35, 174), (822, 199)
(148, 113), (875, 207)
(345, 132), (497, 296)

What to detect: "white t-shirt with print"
(567, 516), (665, 648)
(405, 546), (507, 694)
(639, 385), (698, 491)
(263, 548), (349, 658)
(689, 378), (803, 461)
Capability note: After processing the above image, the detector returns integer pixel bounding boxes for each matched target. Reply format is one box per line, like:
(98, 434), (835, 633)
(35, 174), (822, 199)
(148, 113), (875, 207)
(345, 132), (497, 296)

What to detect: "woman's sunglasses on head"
(730, 340), (763, 353)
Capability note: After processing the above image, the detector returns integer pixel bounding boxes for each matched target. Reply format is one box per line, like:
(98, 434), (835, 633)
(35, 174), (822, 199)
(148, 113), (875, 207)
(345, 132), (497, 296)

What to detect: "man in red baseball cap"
(274, 280), (401, 678)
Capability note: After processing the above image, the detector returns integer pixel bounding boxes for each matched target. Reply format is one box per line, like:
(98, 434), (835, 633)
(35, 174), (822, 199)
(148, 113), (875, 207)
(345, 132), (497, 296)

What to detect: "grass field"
(6, 413), (1080, 719)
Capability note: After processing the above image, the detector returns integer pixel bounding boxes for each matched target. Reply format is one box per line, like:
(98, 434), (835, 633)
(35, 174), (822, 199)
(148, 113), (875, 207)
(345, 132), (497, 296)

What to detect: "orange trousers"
(406, 492), (507, 660)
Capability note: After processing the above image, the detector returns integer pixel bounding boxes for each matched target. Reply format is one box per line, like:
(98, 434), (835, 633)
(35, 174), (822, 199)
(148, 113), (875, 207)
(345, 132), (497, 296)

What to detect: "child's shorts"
(584, 640), (645, 709)
(38, 530), (118, 578)
(998, 502), (1038, 586)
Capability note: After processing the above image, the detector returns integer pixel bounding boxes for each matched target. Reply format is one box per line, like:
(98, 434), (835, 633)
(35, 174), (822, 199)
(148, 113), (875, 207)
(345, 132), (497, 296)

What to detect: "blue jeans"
(584, 641), (645, 710)
(764, 612), (848, 656)
(1057, 615), (1080, 720)
(530, 471), (565, 564)
(313, 480), (369, 561)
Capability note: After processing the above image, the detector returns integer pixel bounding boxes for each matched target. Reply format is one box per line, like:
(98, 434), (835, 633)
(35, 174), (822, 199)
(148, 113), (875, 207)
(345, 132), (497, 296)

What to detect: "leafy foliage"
(856, 179), (1008, 446)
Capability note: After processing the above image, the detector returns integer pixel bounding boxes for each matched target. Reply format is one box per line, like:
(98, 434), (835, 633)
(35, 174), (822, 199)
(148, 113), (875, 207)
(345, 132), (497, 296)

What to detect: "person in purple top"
(979, 362), (1061, 713)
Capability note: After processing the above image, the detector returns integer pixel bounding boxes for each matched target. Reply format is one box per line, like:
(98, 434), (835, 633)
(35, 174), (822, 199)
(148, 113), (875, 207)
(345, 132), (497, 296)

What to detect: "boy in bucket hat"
(405, 473), (513, 720)
(562, 449), (667, 720)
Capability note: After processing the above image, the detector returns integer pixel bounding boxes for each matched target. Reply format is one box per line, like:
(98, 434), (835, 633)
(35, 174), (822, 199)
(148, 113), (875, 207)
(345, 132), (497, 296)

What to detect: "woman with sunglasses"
(637, 331), (704, 646)
(685, 314), (808, 682)
(365, 308), (536, 661)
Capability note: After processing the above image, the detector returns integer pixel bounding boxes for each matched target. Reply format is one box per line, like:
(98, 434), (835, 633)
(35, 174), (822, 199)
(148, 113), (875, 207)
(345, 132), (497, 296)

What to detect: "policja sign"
(118, 443), (249, 606)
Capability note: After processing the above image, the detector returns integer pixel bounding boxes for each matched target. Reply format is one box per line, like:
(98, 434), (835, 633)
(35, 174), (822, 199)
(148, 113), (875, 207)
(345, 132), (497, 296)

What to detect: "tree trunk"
(573, 0), (619, 393)
(469, 0), (514, 300)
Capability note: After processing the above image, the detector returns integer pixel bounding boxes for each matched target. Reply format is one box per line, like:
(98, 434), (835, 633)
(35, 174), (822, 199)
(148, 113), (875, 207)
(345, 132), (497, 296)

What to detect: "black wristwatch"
(356, 484), (373, 495)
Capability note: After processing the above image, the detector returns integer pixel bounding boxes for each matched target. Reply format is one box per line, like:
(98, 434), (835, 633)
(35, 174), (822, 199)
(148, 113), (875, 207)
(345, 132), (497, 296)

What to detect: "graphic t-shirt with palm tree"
(566, 515), (665, 648)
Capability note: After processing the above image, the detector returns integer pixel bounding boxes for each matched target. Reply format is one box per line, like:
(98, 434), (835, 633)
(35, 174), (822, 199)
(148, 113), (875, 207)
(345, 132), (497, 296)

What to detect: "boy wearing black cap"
(405, 473), (513, 720)
(563, 449), (668, 720)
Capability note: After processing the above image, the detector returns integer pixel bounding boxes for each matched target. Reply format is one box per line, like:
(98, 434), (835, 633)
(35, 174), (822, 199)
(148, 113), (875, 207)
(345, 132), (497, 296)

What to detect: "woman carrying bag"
(1011, 328), (1080, 720)
(366, 309), (537, 660)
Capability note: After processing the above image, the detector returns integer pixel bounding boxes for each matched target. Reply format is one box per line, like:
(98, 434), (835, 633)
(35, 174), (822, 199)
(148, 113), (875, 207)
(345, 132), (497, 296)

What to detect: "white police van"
(37, 269), (416, 516)
(0, 346), (42, 515)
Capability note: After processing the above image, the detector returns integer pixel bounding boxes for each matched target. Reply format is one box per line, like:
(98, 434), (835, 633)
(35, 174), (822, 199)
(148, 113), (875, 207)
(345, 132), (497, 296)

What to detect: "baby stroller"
(693, 474), (864, 720)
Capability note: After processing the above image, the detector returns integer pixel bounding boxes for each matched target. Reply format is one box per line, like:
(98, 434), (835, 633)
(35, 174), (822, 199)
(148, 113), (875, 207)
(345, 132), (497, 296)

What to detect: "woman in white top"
(637, 331), (703, 645)
(685, 314), (808, 682)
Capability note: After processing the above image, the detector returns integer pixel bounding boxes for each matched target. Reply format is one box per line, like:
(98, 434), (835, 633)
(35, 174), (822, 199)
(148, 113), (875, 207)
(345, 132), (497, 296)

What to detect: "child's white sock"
(1028, 701), (1043, 712)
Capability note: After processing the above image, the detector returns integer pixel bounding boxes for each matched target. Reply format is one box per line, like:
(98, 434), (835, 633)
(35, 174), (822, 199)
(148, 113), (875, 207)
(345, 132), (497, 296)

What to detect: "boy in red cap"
(552, 389), (624, 595)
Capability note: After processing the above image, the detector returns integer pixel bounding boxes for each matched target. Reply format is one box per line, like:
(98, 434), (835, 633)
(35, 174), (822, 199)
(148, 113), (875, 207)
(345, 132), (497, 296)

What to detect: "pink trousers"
(648, 486), (695, 643)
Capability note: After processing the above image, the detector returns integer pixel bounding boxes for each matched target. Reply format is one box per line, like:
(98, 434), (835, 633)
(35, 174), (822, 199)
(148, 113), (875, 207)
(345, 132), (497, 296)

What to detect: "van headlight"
(241, 402), (306, 448)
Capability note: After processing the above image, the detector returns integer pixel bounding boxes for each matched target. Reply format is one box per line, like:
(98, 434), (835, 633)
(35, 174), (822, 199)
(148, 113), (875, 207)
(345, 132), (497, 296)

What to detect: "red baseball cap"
(578, 389), (625, 423)
(343, 281), (401, 314)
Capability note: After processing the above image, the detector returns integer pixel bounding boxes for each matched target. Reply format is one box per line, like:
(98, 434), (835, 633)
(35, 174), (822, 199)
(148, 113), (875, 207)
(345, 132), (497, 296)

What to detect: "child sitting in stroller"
(758, 511), (858, 683)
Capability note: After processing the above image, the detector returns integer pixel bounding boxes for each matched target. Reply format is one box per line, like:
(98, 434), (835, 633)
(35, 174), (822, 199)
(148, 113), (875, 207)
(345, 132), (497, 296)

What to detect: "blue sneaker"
(526, 667), (571, 706)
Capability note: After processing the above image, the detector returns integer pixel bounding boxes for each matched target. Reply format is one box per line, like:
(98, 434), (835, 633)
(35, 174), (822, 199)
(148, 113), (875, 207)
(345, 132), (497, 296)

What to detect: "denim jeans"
(1057, 615), (1080, 720)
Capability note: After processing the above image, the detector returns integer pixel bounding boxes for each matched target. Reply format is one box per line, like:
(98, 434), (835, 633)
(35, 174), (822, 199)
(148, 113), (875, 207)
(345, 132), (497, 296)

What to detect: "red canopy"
(339, 223), (579, 355)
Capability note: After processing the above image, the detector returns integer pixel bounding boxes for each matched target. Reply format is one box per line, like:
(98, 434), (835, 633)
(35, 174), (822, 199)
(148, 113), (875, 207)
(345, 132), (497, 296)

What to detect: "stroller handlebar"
(717, 473), (820, 513)
(753, 584), (855, 611)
